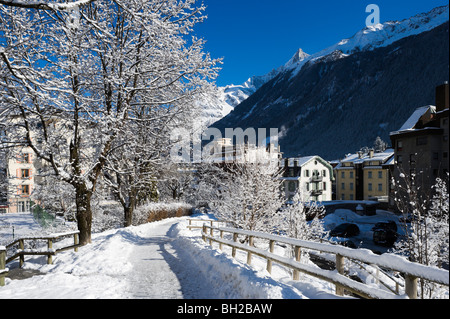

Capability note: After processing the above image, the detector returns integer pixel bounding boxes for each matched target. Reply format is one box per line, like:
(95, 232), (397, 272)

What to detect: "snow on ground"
(0, 213), (346, 299)
(1, 210), (447, 299)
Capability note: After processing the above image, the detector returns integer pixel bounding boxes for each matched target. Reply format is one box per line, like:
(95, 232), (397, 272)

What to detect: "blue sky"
(195, 0), (449, 87)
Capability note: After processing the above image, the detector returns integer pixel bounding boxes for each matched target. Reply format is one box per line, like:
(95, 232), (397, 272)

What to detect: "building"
(389, 83), (449, 200)
(206, 138), (282, 164)
(280, 156), (334, 202)
(0, 135), (40, 213)
(334, 148), (394, 202)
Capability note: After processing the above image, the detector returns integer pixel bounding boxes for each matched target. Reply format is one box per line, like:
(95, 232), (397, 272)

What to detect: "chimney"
(436, 82), (449, 112)
(369, 149), (374, 158)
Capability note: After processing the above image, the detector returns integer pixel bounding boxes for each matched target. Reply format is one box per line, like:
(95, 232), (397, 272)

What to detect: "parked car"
(372, 221), (398, 247)
(371, 221), (397, 232)
(330, 223), (360, 238)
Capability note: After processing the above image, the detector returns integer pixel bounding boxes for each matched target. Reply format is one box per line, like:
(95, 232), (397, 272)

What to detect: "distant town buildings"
(389, 82), (449, 202)
(280, 156), (334, 202)
(207, 137), (282, 164)
(0, 84), (448, 214)
(334, 148), (394, 202)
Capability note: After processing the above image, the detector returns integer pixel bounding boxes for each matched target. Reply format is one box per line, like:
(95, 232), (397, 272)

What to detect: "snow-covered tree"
(391, 171), (449, 298)
(201, 159), (285, 234)
(280, 190), (327, 242)
(373, 136), (388, 152)
(0, 0), (220, 245)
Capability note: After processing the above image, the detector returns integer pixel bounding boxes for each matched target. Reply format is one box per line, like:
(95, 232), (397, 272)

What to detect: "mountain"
(210, 5), (450, 160)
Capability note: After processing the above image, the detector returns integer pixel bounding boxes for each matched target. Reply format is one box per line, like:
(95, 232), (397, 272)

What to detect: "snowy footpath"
(0, 216), (342, 299)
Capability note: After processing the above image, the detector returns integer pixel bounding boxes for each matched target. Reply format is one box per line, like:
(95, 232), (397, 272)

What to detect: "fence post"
(405, 275), (418, 299)
(219, 230), (224, 251)
(189, 219), (192, 231)
(293, 246), (301, 281)
(232, 233), (238, 258)
(247, 236), (254, 265)
(266, 240), (275, 274)
(202, 225), (206, 242)
(47, 239), (53, 265)
(19, 239), (24, 268)
(0, 247), (6, 287)
(74, 233), (79, 252)
(209, 226), (214, 246)
(335, 254), (345, 296)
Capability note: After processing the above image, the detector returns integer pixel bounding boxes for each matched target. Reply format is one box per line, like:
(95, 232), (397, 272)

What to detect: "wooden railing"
(0, 230), (80, 286)
(196, 222), (449, 299)
(186, 218), (224, 231)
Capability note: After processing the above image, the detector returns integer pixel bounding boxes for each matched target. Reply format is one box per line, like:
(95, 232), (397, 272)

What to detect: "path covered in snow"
(0, 215), (342, 299)
(119, 219), (220, 299)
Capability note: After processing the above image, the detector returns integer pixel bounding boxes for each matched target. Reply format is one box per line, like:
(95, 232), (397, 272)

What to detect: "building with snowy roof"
(389, 82), (449, 200)
(280, 156), (334, 202)
(334, 148), (394, 202)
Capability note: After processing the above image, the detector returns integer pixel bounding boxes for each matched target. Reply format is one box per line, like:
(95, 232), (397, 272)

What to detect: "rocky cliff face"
(210, 19), (449, 160)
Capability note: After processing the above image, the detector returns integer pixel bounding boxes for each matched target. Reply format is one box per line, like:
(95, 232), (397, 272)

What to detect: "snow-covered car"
(371, 221), (397, 232)
(372, 221), (398, 247)
(330, 223), (360, 238)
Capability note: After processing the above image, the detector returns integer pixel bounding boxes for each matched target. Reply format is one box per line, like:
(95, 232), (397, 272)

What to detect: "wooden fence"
(191, 220), (449, 299)
(0, 230), (80, 287)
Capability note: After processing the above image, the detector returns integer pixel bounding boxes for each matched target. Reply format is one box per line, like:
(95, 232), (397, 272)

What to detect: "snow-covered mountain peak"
(285, 48), (310, 67)
(200, 5), (449, 130)
(320, 5), (449, 56)
(282, 5), (449, 76)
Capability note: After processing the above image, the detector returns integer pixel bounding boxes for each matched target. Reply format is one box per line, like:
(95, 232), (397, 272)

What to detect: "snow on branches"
(0, 0), (220, 244)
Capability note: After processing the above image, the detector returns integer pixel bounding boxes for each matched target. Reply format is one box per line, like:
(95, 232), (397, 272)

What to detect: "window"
(21, 185), (30, 195)
(304, 170), (310, 177)
(21, 169), (30, 179)
(17, 153), (31, 164)
(378, 171), (383, 179)
(349, 194), (354, 200)
(289, 168), (294, 177)
(410, 154), (416, 165)
(349, 171), (354, 178)
(378, 184), (383, 191)
(341, 183), (345, 190)
(433, 152), (439, 160)
(368, 183), (373, 191)
(322, 170), (327, 177)
(368, 171), (373, 179)
(397, 140), (403, 152)
(350, 183), (354, 191)
(397, 155), (403, 165)
(288, 181), (296, 192)
(416, 137), (427, 145)
(341, 171), (345, 179)
(18, 201), (30, 213)
(341, 194), (345, 200)
(323, 182), (327, 191)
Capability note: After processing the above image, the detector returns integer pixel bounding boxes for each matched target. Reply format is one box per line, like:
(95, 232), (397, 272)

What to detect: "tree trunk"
(75, 183), (93, 246)
(124, 205), (134, 227)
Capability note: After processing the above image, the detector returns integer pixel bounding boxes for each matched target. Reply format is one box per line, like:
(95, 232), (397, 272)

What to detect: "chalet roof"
(390, 105), (436, 136)
(281, 155), (331, 168)
(335, 149), (394, 168)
